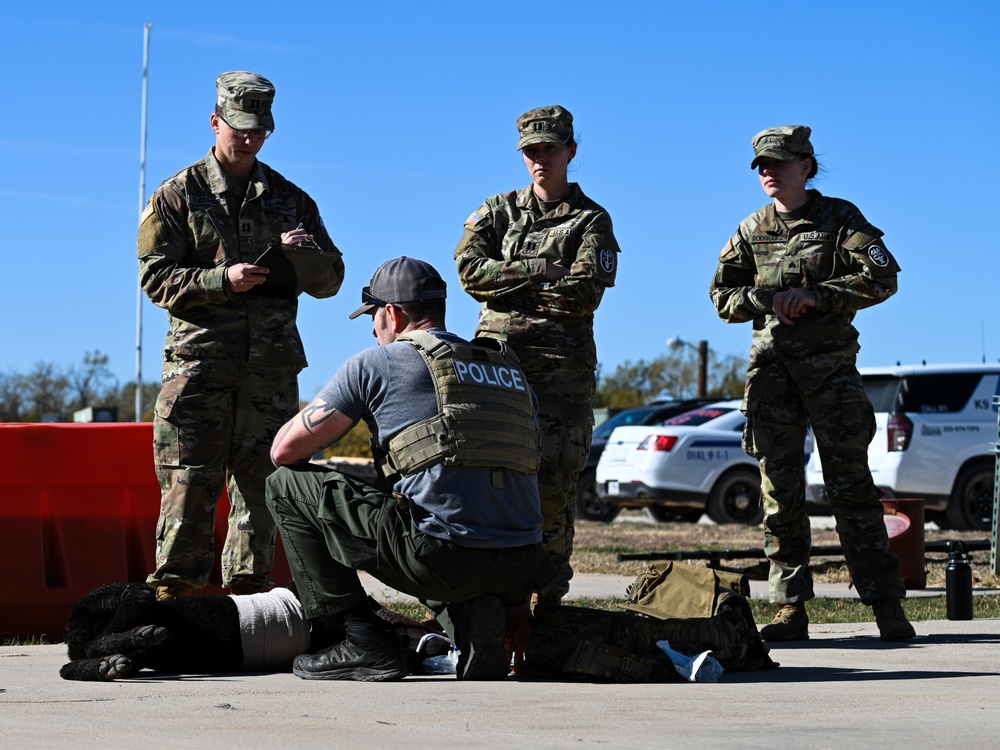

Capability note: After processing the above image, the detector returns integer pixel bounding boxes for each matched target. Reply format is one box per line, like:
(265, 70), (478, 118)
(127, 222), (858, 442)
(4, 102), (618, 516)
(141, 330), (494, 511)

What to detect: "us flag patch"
(465, 210), (486, 227)
(140, 200), (155, 226)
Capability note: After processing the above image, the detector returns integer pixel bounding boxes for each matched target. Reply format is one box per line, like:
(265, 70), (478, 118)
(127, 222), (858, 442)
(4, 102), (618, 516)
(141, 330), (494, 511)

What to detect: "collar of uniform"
(204, 148), (270, 198)
(763, 188), (823, 226)
(515, 182), (584, 216)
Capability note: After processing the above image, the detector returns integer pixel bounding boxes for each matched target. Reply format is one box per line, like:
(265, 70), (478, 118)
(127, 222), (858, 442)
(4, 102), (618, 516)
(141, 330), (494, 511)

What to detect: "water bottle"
(946, 541), (974, 620)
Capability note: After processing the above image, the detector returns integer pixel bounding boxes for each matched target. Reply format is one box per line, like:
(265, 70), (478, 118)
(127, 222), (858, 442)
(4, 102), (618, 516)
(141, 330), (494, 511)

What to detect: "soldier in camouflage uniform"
(138, 71), (345, 601)
(455, 106), (620, 603)
(710, 126), (914, 642)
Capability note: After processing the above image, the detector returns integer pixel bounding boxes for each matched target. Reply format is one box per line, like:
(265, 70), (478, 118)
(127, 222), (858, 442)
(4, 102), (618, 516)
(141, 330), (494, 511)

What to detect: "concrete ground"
(2, 618), (998, 749)
(3, 569), (998, 750)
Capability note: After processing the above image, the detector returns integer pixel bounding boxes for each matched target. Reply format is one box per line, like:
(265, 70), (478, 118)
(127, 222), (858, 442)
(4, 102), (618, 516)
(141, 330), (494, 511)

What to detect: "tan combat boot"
(759, 603), (809, 641)
(227, 579), (270, 596)
(153, 581), (193, 602)
(531, 592), (562, 611)
(872, 600), (916, 641)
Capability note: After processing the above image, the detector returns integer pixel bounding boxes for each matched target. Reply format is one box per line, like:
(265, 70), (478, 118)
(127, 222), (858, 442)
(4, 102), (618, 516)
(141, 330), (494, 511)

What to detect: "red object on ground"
(882, 498), (926, 589)
(0, 423), (292, 640)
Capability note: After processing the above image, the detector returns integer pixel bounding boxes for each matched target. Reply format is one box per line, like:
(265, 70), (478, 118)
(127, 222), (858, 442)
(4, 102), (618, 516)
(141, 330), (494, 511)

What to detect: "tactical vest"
(377, 330), (540, 481)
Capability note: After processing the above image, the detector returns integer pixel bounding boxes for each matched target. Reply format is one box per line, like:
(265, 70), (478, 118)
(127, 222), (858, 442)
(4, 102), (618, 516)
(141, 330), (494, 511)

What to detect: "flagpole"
(135, 23), (151, 422)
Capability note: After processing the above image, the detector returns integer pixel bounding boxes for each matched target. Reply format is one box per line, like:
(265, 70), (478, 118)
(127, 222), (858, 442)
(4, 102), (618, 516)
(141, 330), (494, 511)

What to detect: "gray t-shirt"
(318, 328), (543, 548)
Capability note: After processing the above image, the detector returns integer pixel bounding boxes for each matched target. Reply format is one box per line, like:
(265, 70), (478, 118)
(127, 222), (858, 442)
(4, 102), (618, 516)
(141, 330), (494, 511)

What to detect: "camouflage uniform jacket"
(138, 149), (345, 367)
(710, 191), (899, 393)
(455, 183), (620, 370)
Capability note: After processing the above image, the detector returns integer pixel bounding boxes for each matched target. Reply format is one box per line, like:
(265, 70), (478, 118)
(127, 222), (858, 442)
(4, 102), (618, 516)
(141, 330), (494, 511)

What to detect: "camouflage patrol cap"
(750, 125), (813, 169)
(516, 105), (574, 150)
(216, 71), (275, 132)
(349, 256), (447, 319)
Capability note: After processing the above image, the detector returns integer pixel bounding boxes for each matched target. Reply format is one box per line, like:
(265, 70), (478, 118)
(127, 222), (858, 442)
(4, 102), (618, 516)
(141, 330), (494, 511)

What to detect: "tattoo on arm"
(301, 397), (339, 434)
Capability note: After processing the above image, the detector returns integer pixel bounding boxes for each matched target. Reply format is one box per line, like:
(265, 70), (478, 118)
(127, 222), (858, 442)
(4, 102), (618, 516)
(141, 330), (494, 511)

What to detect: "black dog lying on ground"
(60, 582), (450, 681)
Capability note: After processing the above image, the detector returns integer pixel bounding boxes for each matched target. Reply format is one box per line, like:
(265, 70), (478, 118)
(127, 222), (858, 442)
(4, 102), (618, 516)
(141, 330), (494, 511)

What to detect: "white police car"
(805, 363), (1000, 531)
(595, 400), (764, 525)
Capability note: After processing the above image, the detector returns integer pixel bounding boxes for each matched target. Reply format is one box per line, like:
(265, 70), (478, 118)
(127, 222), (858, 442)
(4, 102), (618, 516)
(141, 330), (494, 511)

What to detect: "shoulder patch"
(139, 200), (155, 226)
(464, 210), (487, 227)
(719, 239), (734, 259)
(867, 243), (890, 267)
(599, 248), (616, 274)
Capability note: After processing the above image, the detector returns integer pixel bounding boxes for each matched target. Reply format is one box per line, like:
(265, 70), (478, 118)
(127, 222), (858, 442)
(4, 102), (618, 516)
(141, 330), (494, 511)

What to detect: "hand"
(281, 227), (313, 246)
(772, 288), (815, 324)
(544, 261), (570, 282)
(504, 602), (533, 674)
(226, 263), (268, 293)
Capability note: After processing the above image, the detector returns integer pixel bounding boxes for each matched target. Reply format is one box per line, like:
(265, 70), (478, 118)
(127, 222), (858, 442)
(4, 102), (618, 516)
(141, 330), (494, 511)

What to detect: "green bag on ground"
(522, 562), (776, 682)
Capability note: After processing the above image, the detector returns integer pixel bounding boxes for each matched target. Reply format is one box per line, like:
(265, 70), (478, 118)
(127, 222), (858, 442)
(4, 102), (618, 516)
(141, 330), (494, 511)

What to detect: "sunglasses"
(361, 286), (388, 308)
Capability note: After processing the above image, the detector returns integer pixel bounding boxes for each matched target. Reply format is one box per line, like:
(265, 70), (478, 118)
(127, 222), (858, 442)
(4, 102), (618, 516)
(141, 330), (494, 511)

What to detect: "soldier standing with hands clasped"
(138, 71), (345, 601)
(710, 125), (914, 642)
(455, 106), (620, 606)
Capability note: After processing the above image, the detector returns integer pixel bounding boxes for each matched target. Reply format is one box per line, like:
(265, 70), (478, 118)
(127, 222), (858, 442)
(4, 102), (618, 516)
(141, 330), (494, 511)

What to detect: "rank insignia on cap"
(465, 210), (486, 227)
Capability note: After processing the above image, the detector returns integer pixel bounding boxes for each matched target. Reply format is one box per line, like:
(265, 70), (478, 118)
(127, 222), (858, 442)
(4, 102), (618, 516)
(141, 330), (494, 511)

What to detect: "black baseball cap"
(348, 256), (447, 319)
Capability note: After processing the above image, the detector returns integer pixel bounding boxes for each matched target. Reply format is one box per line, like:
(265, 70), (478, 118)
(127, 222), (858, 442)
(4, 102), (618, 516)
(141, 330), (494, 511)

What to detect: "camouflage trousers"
(147, 355), (300, 591)
(742, 363), (904, 606)
(522, 359), (596, 600)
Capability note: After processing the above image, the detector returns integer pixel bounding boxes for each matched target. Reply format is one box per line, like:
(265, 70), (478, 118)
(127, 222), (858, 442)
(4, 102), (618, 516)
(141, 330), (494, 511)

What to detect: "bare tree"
(0, 370), (28, 421)
(596, 350), (747, 409)
(67, 351), (117, 414)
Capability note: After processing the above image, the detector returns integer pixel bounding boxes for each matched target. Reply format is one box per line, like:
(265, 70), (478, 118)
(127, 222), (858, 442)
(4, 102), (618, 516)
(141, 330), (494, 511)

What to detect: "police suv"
(805, 363), (1000, 531)
(595, 400), (764, 526)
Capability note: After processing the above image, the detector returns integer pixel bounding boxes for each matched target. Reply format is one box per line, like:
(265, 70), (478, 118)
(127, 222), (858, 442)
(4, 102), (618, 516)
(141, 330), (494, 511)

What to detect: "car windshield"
(660, 407), (736, 427)
(593, 407), (659, 440)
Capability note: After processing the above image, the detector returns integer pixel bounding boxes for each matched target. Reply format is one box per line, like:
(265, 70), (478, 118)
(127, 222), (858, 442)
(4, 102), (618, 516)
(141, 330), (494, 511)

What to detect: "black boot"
(292, 619), (407, 682)
(453, 595), (508, 681)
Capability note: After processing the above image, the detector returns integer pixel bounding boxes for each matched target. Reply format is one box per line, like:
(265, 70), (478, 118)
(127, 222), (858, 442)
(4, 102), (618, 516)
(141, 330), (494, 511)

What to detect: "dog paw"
(133, 624), (169, 646)
(99, 655), (133, 680)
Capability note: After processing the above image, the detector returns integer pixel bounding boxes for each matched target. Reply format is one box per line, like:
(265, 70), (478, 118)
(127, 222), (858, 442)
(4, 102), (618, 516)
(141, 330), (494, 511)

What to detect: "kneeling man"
(266, 257), (555, 681)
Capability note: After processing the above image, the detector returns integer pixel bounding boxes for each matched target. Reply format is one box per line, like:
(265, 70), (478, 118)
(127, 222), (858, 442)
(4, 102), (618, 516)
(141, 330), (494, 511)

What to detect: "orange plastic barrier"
(0, 423), (292, 640)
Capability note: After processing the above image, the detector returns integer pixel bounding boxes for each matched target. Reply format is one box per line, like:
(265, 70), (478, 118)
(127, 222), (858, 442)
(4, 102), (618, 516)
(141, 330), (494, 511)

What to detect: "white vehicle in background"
(595, 400), (764, 525)
(805, 363), (1000, 531)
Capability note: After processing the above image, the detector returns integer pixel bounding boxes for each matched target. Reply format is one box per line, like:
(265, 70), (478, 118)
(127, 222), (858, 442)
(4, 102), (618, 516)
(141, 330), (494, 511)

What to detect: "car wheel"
(575, 469), (621, 523)
(945, 463), (995, 531)
(645, 506), (702, 523)
(707, 468), (764, 525)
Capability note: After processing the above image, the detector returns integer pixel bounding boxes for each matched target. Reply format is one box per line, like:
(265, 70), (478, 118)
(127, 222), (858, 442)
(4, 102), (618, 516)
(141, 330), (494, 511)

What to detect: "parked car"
(805, 363), (1000, 531)
(595, 400), (765, 525)
(577, 398), (715, 522)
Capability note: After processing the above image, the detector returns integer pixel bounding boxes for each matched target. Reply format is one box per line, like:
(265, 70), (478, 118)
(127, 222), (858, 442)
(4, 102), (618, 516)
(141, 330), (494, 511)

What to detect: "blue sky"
(3, 2), (998, 410)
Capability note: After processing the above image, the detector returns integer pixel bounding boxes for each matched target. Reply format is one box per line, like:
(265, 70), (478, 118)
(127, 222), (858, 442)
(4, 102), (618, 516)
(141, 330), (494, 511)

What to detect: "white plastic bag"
(656, 639), (724, 683)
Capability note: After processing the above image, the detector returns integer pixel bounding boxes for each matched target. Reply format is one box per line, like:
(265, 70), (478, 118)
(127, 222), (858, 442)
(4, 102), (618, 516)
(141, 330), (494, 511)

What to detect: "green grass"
(571, 595), (1000, 623)
(2, 636), (48, 646)
(383, 595), (1000, 626)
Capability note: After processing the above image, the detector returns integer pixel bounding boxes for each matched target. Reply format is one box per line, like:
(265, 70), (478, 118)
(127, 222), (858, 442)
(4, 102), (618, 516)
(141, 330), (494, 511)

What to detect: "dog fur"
(60, 582), (449, 681)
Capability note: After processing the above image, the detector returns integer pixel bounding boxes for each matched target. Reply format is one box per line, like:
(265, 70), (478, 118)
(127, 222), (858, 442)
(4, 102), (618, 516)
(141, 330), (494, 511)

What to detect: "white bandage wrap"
(233, 587), (312, 671)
